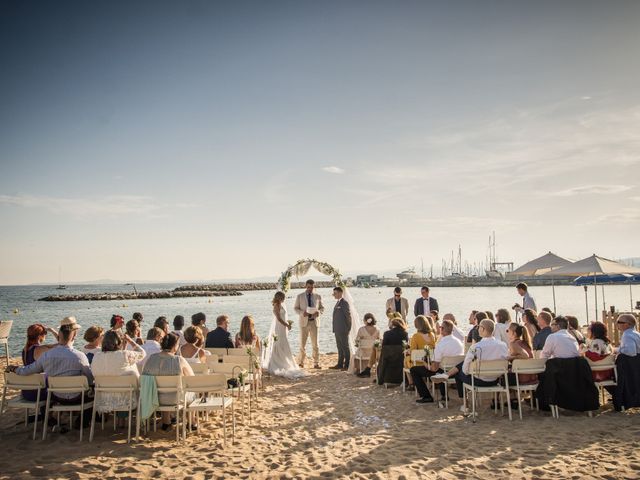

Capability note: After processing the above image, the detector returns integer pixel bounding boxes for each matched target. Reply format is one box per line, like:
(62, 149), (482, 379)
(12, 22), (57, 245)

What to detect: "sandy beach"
(1, 353), (639, 480)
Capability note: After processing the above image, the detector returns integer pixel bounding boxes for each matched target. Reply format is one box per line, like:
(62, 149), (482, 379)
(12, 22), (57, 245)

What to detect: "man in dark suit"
(205, 314), (234, 348)
(330, 286), (352, 370)
(413, 286), (439, 317)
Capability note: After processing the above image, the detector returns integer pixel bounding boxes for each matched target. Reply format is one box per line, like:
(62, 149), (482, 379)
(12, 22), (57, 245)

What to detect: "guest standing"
(385, 287), (409, 321)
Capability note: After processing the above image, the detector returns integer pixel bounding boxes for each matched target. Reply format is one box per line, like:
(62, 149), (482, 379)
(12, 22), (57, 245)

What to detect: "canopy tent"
(542, 254), (640, 321)
(511, 251), (573, 312)
(574, 273), (639, 311)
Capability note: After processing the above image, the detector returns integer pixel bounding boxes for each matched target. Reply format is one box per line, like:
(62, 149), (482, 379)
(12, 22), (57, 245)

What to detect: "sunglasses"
(616, 320), (629, 325)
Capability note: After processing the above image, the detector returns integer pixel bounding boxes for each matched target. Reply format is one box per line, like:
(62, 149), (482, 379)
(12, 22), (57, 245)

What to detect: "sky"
(1, 1), (639, 285)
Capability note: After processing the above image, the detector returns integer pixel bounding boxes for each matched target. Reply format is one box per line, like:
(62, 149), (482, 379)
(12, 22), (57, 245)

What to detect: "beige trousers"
(298, 320), (319, 366)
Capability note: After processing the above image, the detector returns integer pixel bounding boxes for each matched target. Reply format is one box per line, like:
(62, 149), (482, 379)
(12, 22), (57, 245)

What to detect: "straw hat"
(60, 316), (81, 330)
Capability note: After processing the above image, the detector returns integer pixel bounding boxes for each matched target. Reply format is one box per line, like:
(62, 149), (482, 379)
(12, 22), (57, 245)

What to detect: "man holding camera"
(513, 282), (537, 313)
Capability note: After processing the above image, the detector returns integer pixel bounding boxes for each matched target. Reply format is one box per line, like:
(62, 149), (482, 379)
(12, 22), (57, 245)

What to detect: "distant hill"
(620, 257), (640, 267)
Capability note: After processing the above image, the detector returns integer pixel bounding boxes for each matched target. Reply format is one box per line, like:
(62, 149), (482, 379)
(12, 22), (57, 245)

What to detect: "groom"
(295, 279), (324, 369)
(330, 286), (352, 371)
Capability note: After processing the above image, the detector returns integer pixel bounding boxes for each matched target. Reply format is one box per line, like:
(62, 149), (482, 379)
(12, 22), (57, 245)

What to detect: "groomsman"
(330, 286), (352, 370)
(385, 287), (409, 320)
(413, 286), (439, 317)
(294, 279), (324, 369)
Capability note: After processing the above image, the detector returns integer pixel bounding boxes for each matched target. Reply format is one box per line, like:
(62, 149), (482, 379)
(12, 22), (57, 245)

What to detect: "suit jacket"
(294, 291), (325, 328)
(413, 297), (440, 317)
(385, 297), (409, 319)
(205, 327), (234, 349)
(332, 298), (352, 334)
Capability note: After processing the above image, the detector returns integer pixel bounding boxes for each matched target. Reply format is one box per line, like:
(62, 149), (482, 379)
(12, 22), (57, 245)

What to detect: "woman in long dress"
(263, 291), (306, 379)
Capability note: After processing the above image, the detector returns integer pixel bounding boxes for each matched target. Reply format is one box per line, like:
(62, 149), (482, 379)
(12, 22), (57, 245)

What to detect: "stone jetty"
(39, 290), (241, 302)
(174, 281), (338, 292)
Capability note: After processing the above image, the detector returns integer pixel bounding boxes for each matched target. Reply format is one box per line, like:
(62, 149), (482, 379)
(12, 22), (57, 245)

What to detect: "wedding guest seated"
(355, 313), (380, 377)
(453, 319), (508, 408)
(540, 316), (580, 359)
(376, 316), (408, 385)
(541, 307), (555, 319)
(617, 314), (640, 357)
(125, 319), (143, 347)
(235, 315), (261, 350)
(91, 331), (146, 426)
(429, 310), (441, 334)
(154, 316), (169, 335)
(179, 326), (208, 364)
(132, 312), (144, 325)
(566, 315), (586, 346)
(82, 326), (104, 363)
(405, 315), (436, 369)
(8, 317), (94, 427)
(110, 314), (125, 332)
(493, 308), (511, 345)
(466, 311), (484, 345)
(613, 314), (640, 411)
(522, 309), (541, 348)
(533, 311), (553, 351)
(443, 313), (465, 343)
(583, 322), (614, 382)
(506, 323), (537, 387)
(205, 315), (234, 348)
(191, 312), (209, 338)
(140, 327), (165, 368)
(485, 311), (495, 322)
(141, 333), (195, 431)
(20, 324), (58, 402)
(411, 320), (464, 404)
(172, 315), (186, 345)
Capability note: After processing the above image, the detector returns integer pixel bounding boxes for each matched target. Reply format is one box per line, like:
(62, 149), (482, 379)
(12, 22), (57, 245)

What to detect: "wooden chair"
(587, 356), (618, 406)
(90, 375), (139, 443)
(430, 355), (465, 409)
(182, 374), (235, 445)
(509, 359), (546, 420)
(43, 376), (93, 441)
(0, 321), (13, 367)
(462, 360), (512, 422)
(402, 350), (427, 393)
(1, 372), (47, 439)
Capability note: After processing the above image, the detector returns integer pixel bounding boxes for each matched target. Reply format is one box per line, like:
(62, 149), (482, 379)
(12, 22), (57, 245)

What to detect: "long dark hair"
(589, 322), (610, 344)
(161, 332), (179, 351)
(522, 309), (540, 333)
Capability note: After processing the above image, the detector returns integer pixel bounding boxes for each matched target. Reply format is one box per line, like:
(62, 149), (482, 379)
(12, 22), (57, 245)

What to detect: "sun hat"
(60, 316), (81, 330)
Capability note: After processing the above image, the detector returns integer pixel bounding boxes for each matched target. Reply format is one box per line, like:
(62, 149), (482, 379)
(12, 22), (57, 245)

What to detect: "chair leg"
(33, 390), (41, 440)
(42, 392), (51, 441)
(127, 391), (133, 443)
(90, 400), (97, 442)
(517, 390), (523, 421)
(222, 404), (227, 446)
(79, 393), (85, 441)
(505, 388), (512, 421)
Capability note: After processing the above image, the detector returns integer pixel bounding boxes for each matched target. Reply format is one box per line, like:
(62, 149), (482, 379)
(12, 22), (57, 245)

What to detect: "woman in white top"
(91, 331), (146, 427)
(178, 326), (208, 364)
(354, 313), (380, 372)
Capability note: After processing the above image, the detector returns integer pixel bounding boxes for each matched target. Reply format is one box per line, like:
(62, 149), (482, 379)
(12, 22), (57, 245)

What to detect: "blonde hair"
(414, 315), (432, 334)
(272, 291), (285, 306)
(390, 317), (407, 331)
(239, 315), (257, 344)
(184, 326), (204, 346)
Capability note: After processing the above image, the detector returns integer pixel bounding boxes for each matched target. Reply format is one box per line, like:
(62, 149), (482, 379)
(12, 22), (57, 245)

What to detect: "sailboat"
(56, 266), (67, 290)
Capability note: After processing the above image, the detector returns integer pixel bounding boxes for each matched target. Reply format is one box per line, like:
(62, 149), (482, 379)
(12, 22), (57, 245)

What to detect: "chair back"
(440, 355), (465, 370)
(209, 362), (247, 378)
(93, 375), (138, 392)
(468, 359), (508, 377)
(532, 350), (543, 359)
(586, 356), (616, 371)
(0, 320), (13, 339)
(190, 363), (209, 375)
(222, 355), (252, 367)
(227, 348), (253, 356)
(205, 347), (230, 357)
(511, 358), (547, 375)
(183, 374), (227, 393)
(155, 375), (182, 394)
(410, 349), (425, 363)
(205, 354), (220, 368)
(4, 372), (46, 390)
(47, 375), (90, 394)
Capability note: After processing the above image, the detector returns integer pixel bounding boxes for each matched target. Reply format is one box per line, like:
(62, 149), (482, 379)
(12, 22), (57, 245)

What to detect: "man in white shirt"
(454, 319), (508, 399)
(617, 314), (640, 356)
(411, 320), (464, 404)
(443, 313), (465, 343)
(138, 327), (165, 369)
(493, 308), (511, 345)
(413, 286), (439, 317)
(540, 316), (579, 359)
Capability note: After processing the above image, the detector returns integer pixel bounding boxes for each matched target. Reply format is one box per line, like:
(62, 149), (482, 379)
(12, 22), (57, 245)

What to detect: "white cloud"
(0, 194), (179, 218)
(630, 196), (640, 202)
(551, 185), (633, 197)
(590, 208), (640, 225)
(322, 166), (345, 174)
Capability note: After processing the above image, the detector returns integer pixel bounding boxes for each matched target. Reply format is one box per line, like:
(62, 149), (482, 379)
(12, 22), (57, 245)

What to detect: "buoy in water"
(13, 308), (19, 314)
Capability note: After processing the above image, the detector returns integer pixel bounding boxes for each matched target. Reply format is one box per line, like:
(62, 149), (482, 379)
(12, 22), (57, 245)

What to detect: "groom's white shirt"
(294, 292), (325, 328)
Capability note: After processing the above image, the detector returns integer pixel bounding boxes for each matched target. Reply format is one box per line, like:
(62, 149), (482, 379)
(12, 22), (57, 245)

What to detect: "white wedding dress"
(263, 305), (307, 379)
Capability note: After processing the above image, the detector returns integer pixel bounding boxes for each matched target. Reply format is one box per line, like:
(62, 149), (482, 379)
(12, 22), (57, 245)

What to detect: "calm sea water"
(1, 283), (638, 357)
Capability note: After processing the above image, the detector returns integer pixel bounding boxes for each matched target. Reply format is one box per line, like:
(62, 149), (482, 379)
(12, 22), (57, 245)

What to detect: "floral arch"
(277, 259), (345, 292)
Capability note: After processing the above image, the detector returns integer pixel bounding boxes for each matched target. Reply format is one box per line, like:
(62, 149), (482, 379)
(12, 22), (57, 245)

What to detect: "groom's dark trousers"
(335, 333), (350, 369)
(333, 298), (352, 369)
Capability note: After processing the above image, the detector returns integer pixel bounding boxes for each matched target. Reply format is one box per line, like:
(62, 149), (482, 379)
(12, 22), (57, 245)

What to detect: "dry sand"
(1, 353), (639, 480)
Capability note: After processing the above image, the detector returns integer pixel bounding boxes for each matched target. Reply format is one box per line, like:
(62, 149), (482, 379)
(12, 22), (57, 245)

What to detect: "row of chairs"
(401, 352), (617, 421)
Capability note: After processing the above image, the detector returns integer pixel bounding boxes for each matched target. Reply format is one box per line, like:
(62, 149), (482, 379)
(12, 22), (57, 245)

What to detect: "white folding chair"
(402, 350), (427, 393)
(43, 376), (93, 441)
(587, 356), (618, 407)
(353, 339), (374, 374)
(0, 321), (13, 367)
(205, 348), (230, 358)
(1, 372), (47, 439)
(190, 363), (209, 375)
(223, 355), (261, 401)
(210, 362), (251, 423)
(182, 374), (235, 445)
(227, 348), (253, 356)
(509, 359), (546, 420)
(90, 375), (139, 443)
(462, 360), (512, 422)
(151, 376), (186, 442)
(430, 355), (465, 409)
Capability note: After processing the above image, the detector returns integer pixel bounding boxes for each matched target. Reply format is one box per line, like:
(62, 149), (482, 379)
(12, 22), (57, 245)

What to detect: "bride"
(262, 291), (307, 378)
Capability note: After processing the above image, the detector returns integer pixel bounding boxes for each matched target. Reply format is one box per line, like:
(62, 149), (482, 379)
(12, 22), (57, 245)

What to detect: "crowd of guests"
(6, 311), (262, 433)
(352, 284), (640, 412)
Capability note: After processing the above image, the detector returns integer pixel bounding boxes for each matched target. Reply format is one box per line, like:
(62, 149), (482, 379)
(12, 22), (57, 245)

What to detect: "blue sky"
(1, 1), (639, 284)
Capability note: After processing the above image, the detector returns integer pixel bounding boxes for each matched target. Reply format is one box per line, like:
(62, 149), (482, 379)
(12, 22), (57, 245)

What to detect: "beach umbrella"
(511, 251), (573, 312)
(542, 254), (640, 321)
(573, 274), (636, 312)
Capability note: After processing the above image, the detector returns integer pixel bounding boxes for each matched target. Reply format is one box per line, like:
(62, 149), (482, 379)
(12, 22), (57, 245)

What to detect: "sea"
(1, 283), (637, 358)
